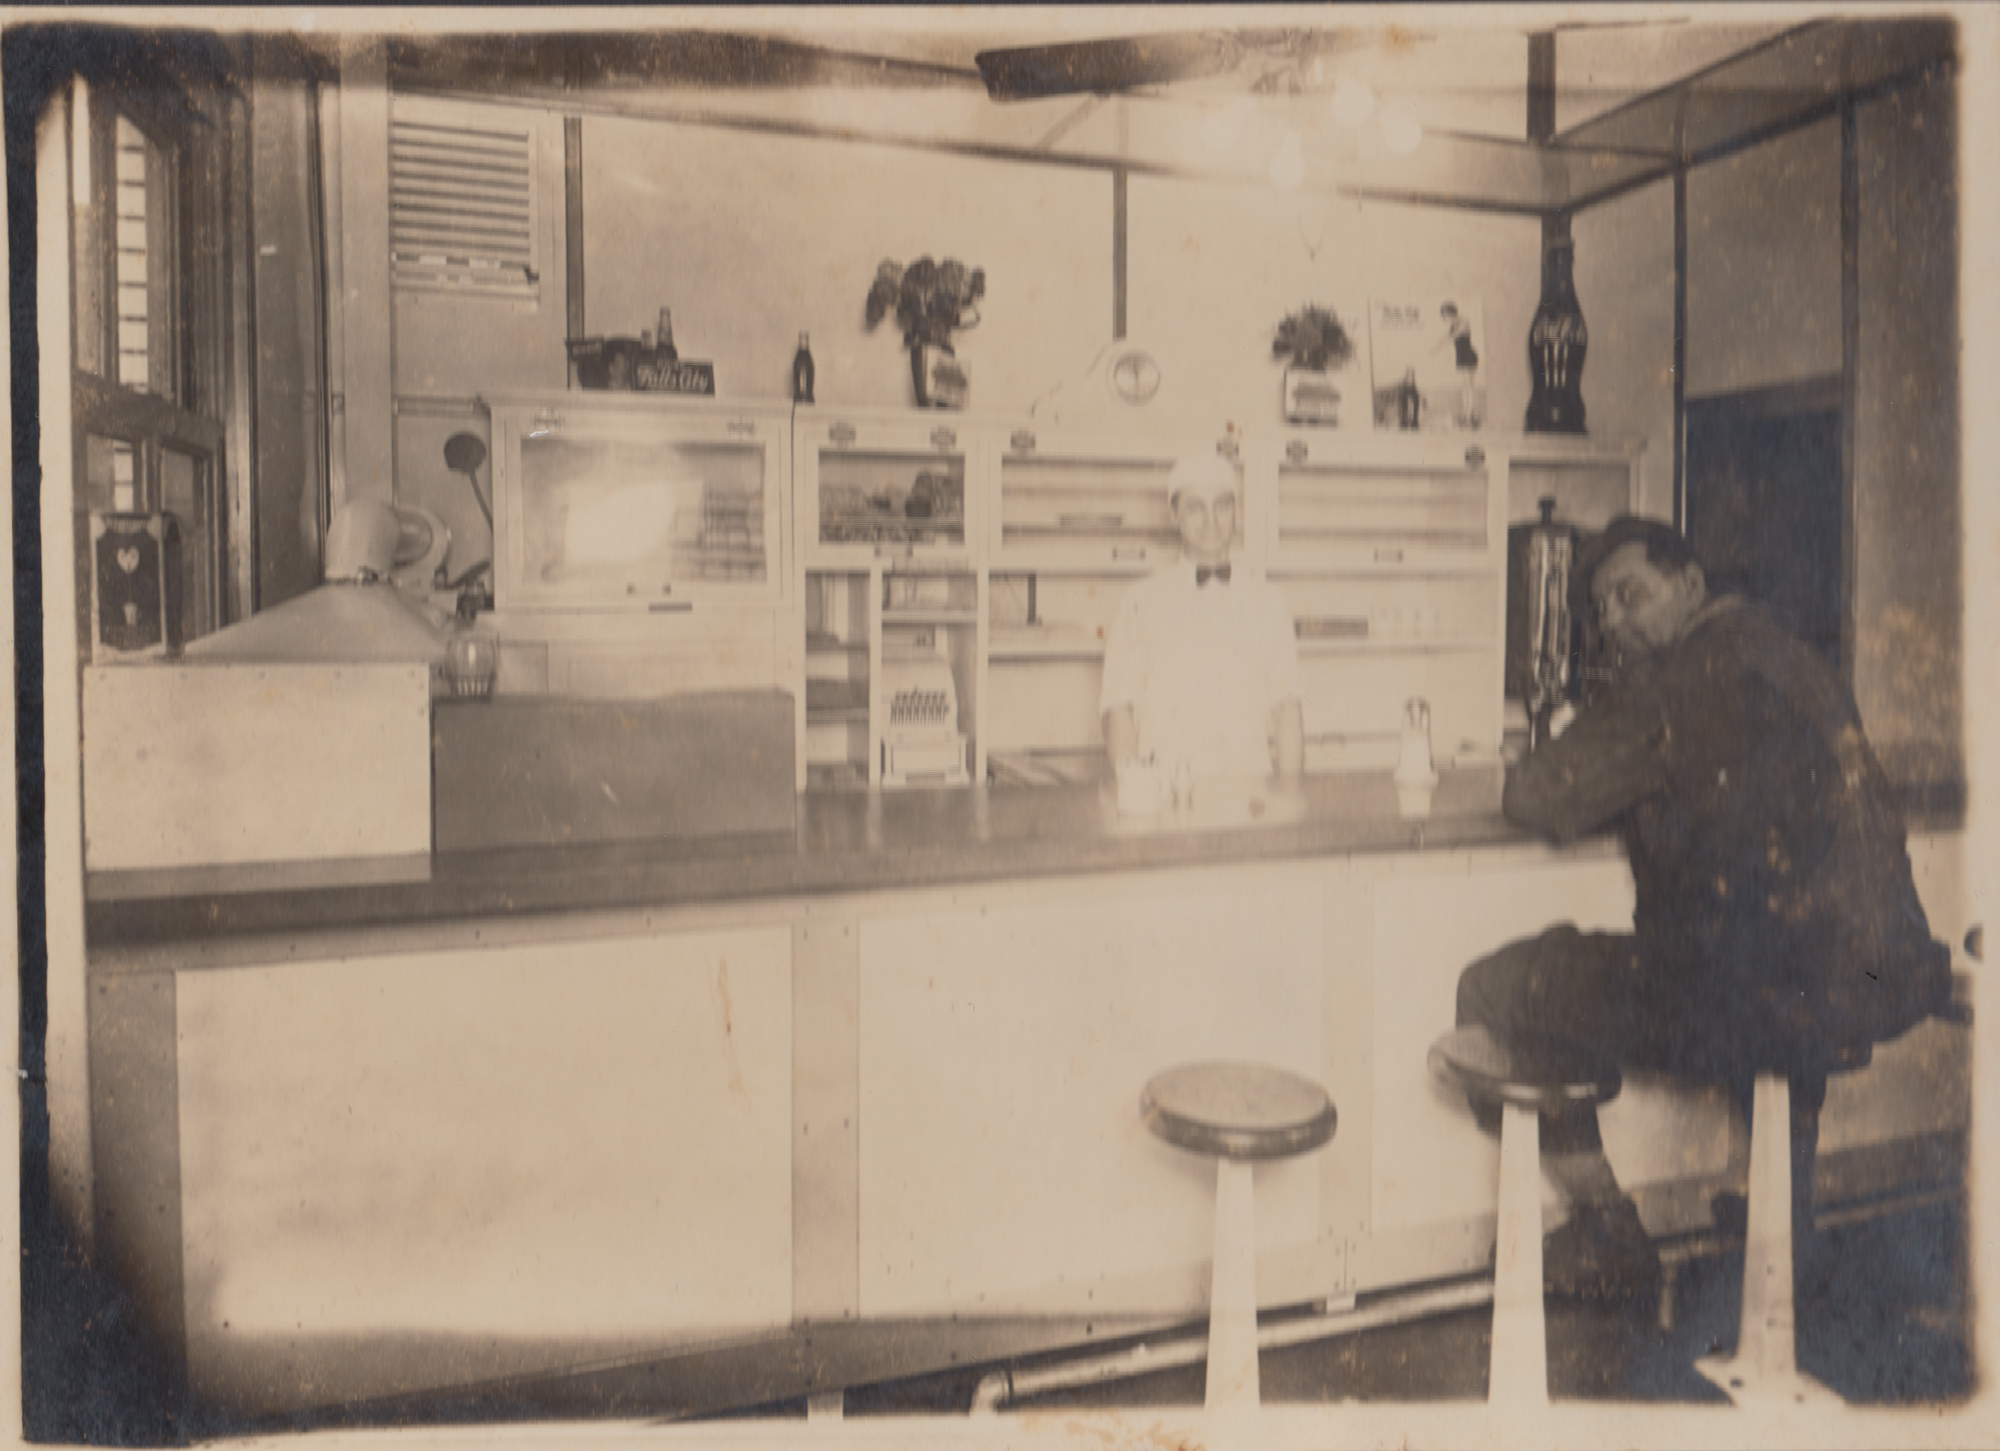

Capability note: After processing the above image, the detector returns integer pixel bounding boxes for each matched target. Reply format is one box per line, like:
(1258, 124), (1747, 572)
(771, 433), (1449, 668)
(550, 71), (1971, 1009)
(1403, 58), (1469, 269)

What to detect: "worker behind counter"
(1454, 515), (1951, 1304)
(1099, 452), (1304, 806)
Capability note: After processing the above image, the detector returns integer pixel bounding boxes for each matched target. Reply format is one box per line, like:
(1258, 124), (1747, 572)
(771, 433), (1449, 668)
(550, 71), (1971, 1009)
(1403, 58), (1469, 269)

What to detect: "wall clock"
(1104, 343), (1163, 407)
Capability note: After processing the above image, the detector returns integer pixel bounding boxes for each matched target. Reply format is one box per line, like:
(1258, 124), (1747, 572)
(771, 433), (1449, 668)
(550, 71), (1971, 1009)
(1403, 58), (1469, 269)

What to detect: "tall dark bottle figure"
(1525, 237), (1588, 434)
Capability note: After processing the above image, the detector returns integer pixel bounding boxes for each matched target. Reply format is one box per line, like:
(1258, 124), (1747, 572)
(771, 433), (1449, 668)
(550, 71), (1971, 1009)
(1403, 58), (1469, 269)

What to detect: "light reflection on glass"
(563, 479), (680, 568)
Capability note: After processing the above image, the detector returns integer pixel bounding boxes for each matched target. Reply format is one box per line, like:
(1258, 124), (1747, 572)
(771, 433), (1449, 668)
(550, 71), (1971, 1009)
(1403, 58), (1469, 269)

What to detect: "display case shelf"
(881, 610), (980, 626)
(991, 426), (1239, 571)
(805, 679), (869, 718)
(1297, 635), (1494, 656)
(807, 633), (867, 655)
(987, 625), (1106, 661)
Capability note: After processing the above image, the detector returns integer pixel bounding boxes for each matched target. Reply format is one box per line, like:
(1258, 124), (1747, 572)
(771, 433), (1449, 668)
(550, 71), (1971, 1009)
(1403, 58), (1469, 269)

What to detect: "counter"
(78, 768), (1970, 1421)
(87, 766), (1525, 949)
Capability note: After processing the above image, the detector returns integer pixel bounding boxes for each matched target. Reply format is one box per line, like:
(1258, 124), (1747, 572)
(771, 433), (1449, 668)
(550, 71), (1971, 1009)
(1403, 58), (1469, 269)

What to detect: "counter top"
(86, 767), (1553, 948)
(82, 764), (1966, 954)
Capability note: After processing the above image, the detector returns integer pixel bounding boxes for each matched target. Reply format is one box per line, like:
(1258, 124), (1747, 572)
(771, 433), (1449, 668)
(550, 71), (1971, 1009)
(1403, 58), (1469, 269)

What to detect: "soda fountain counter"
(80, 767), (1970, 1420)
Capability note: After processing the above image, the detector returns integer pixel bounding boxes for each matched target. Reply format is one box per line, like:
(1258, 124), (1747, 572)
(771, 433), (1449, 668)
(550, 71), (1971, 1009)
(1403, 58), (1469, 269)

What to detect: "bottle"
(1525, 237), (1588, 434)
(657, 307), (678, 362)
(792, 332), (816, 404)
(1398, 368), (1421, 430)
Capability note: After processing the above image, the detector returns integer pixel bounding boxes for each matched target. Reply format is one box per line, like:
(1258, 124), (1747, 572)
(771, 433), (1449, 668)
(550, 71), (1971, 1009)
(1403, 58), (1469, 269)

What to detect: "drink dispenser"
(1506, 497), (1579, 750)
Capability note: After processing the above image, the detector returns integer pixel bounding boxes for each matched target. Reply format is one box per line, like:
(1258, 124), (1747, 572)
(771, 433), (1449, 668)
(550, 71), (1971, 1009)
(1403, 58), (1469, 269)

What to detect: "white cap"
(1167, 451), (1236, 506)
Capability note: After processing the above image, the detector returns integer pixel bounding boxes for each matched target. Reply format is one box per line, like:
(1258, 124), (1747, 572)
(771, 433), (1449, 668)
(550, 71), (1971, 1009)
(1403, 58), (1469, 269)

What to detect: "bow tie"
(1196, 564), (1232, 587)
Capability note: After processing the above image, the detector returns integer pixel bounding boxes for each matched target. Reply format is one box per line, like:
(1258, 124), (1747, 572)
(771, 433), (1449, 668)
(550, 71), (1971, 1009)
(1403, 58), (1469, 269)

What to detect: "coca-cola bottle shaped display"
(1525, 237), (1588, 434)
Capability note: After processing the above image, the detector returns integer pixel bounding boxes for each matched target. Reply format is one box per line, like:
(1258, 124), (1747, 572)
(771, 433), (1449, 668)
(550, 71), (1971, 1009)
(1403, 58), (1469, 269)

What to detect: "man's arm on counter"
(1502, 689), (1669, 842)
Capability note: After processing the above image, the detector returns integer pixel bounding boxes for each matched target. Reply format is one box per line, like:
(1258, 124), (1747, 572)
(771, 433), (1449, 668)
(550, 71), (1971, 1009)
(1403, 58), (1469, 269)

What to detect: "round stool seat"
(1429, 1025), (1622, 1114)
(1141, 1061), (1337, 1162)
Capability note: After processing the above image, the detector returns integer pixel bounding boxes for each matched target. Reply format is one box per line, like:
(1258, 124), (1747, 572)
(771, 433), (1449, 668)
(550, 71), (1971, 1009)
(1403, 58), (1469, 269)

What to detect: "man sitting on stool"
(1456, 516), (1950, 1304)
(1100, 451), (1304, 795)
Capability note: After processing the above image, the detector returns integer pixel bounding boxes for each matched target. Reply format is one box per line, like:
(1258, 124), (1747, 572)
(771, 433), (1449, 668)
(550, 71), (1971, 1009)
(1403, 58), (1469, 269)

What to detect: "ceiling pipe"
(1527, 33), (1569, 240)
(1527, 31), (1557, 144)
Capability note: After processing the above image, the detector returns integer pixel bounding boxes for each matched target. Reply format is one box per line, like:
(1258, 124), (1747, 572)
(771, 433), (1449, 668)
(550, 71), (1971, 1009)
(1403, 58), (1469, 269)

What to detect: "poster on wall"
(1368, 297), (1486, 432)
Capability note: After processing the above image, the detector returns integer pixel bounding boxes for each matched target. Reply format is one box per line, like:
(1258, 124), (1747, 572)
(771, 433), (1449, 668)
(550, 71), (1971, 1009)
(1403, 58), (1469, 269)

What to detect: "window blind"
(389, 106), (539, 298)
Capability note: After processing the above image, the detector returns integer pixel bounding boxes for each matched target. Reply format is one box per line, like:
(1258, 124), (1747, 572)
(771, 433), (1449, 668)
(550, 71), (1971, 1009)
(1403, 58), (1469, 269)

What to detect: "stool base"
(1206, 1157), (1259, 1414)
(1694, 1355), (1841, 1406)
(1489, 1100), (1549, 1408)
(1695, 1070), (1843, 1409)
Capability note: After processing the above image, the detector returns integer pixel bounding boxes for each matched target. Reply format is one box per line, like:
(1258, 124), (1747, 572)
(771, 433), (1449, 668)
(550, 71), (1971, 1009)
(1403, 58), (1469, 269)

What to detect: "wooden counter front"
(79, 773), (1971, 1419)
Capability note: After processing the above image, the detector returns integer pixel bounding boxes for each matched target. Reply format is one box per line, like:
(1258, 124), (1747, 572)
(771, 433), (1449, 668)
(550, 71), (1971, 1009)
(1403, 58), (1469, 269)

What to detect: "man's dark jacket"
(1503, 597), (1949, 1067)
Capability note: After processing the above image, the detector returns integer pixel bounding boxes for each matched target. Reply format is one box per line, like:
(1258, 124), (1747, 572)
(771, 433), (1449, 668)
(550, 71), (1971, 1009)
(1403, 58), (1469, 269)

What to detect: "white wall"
(581, 116), (1115, 419)
(379, 97), (1679, 484)
(1685, 118), (1843, 398)
(1125, 176), (1546, 444)
(1855, 72), (1961, 775)
(1572, 179), (1678, 518)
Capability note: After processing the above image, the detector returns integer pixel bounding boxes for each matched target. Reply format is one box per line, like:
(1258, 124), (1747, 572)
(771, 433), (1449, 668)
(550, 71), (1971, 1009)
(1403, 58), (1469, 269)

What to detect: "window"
(113, 112), (178, 397)
(70, 71), (238, 648)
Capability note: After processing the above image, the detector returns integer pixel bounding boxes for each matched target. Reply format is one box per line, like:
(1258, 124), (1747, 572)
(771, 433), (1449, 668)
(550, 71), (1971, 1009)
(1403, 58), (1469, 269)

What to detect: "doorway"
(1683, 380), (1845, 673)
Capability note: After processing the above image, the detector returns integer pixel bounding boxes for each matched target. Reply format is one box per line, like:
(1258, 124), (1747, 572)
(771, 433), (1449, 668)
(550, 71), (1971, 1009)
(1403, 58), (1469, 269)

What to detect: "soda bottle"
(793, 333), (816, 404)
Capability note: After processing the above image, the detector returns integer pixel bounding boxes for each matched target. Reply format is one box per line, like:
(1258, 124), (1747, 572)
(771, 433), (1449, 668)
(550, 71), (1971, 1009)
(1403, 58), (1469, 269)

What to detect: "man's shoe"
(1542, 1198), (1662, 1307)
(1710, 1190), (1748, 1238)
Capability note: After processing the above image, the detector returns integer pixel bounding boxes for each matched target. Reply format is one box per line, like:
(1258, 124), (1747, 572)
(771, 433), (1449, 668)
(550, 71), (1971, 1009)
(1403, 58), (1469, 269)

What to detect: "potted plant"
(866, 256), (985, 409)
(1273, 304), (1355, 426)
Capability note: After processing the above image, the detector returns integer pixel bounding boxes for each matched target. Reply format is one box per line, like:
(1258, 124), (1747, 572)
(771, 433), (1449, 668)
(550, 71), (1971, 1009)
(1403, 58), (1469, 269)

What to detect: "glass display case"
(487, 397), (788, 611)
(799, 414), (974, 565)
(803, 570), (872, 790)
(1266, 434), (1491, 573)
(1254, 430), (1509, 773)
(989, 427), (1238, 571)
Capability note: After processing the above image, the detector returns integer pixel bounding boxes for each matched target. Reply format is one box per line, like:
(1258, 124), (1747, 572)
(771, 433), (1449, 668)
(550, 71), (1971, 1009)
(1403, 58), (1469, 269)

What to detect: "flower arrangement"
(866, 257), (986, 352)
(1272, 304), (1355, 372)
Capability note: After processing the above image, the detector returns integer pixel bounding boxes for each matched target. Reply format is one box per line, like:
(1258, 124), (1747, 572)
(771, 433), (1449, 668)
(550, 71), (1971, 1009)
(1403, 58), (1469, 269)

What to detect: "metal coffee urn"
(1505, 497), (1578, 750)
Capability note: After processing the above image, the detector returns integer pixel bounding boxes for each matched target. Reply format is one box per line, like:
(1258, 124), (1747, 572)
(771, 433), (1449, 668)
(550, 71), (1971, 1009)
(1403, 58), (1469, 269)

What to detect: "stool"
(1428, 1025), (1623, 1409)
(1140, 1062), (1337, 1415)
(1693, 1047), (1870, 1407)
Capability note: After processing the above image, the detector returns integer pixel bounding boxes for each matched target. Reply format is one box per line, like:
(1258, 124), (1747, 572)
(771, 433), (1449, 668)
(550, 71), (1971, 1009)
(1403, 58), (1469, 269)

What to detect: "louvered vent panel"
(390, 113), (538, 297)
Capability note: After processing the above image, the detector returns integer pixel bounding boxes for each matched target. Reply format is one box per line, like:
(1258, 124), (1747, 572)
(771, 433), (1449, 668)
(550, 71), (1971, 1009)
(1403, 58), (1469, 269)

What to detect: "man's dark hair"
(1573, 515), (1703, 588)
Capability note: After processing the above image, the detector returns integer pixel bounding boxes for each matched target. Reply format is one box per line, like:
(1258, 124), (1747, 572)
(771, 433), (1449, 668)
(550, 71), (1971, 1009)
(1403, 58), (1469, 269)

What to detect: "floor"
(834, 1198), (1975, 1418)
(25, 1193), (1972, 1442)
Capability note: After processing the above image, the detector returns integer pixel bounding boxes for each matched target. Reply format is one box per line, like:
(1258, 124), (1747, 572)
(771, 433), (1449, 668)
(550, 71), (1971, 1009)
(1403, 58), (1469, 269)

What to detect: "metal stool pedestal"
(1694, 1070), (1842, 1406)
(1140, 1062), (1337, 1418)
(1429, 1025), (1624, 1409)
